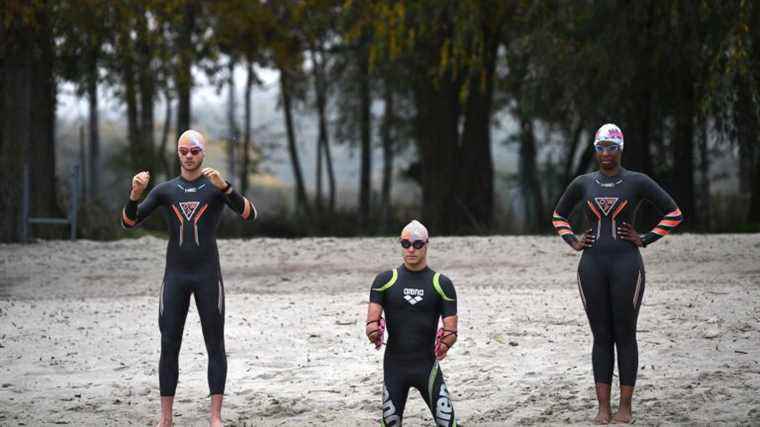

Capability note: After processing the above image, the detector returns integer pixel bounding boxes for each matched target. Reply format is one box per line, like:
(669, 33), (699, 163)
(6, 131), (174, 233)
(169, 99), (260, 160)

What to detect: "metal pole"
(70, 164), (80, 241)
(20, 162), (31, 242)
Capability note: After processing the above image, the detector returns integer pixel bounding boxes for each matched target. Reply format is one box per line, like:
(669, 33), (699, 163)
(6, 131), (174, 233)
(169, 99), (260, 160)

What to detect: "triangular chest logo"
(594, 197), (618, 216)
(179, 201), (200, 221)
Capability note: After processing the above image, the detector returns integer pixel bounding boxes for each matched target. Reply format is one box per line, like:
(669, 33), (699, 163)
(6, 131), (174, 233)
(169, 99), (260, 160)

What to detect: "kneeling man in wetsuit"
(366, 220), (459, 426)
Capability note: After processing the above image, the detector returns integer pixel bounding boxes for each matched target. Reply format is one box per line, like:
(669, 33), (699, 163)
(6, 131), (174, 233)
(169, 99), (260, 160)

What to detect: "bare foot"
(611, 409), (633, 423)
(210, 417), (223, 427)
(156, 417), (171, 427)
(593, 408), (611, 424)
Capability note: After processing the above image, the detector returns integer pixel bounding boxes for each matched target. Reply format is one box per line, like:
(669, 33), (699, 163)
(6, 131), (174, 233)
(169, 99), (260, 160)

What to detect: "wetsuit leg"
(417, 360), (456, 427)
(193, 274), (227, 395)
(609, 252), (645, 386)
(159, 277), (192, 396)
(382, 357), (409, 426)
(578, 253), (615, 385)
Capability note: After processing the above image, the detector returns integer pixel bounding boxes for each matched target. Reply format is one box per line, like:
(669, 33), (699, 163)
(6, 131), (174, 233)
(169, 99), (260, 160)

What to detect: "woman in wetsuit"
(552, 123), (682, 424)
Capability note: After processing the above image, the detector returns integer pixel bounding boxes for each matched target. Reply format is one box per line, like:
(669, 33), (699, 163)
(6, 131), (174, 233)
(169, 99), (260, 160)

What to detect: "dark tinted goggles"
(400, 239), (427, 249)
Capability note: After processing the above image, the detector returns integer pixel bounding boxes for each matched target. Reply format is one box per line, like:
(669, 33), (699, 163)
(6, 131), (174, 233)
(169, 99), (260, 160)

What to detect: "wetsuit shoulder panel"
(433, 272), (457, 318)
(369, 269), (397, 305)
(373, 269), (397, 292)
(432, 273), (455, 302)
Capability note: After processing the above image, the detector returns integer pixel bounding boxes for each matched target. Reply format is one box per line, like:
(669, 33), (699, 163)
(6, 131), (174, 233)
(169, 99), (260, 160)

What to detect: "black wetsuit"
(122, 175), (257, 396)
(552, 168), (682, 386)
(369, 265), (458, 427)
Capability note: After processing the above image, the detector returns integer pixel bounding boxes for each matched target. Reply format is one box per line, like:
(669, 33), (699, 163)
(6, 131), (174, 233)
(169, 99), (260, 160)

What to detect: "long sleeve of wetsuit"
(553, 176), (583, 248)
(122, 185), (163, 228)
(221, 182), (258, 221)
(638, 175), (683, 247)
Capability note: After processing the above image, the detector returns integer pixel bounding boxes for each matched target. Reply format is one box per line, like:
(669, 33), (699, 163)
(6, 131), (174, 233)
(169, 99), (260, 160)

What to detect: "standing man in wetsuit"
(552, 124), (682, 424)
(366, 220), (459, 426)
(122, 129), (257, 427)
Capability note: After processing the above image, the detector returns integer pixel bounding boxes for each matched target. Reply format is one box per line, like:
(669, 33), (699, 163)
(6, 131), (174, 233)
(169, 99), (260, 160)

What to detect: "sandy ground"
(0, 234), (759, 426)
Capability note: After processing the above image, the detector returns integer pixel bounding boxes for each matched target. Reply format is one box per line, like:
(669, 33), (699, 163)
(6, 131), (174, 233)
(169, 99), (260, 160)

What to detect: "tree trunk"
(749, 145), (760, 225)
(671, 2), (699, 229)
(226, 60), (238, 188)
(79, 125), (87, 198)
(159, 89), (173, 178)
(1, 17), (33, 241)
(123, 49), (141, 170)
(458, 28), (499, 232)
(573, 140), (595, 178)
(0, 4), (58, 241)
(562, 118), (585, 187)
(0, 46), (3, 153)
(241, 61), (254, 195)
(137, 10), (155, 174)
(624, 82), (653, 175)
(315, 119), (324, 212)
(736, 72), (760, 224)
(310, 49), (325, 212)
(698, 121), (711, 230)
(414, 69), (462, 234)
(315, 48), (336, 214)
(736, 73), (756, 196)
(458, 76), (494, 232)
(358, 39), (372, 227)
(323, 111), (336, 213)
(518, 114), (545, 233)
(175, 1), (195, 175)
(280, 69), (310, 215)
(746, 2), (760, 225)
(381, 78), (395, 229)
(29, 9), (59, 222)
(623, 0), (655, 176)
(672, 74), (696, 228)
(87, 49), (100, 200)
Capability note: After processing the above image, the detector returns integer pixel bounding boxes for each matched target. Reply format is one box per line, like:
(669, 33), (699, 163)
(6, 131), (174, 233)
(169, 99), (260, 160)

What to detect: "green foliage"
(6, 0), (760, 240)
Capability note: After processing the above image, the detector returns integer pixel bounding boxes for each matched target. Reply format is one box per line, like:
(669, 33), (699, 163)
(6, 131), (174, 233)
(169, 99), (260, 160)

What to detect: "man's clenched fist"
(202, 168), (227, 191)
(130, 171), (150, 201)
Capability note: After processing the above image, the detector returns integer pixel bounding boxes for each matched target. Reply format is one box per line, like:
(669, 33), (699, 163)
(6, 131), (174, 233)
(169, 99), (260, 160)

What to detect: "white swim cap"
(178, 129), (207, 151)
(594, 123), (624, 149)
(401, 220), (429, 241)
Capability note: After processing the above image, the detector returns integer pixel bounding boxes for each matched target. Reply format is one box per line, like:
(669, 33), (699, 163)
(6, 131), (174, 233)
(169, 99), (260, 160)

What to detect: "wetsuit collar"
(401, 264), (430, 274)
(596, 167), (625, 180)
(178, 174), (207, 184)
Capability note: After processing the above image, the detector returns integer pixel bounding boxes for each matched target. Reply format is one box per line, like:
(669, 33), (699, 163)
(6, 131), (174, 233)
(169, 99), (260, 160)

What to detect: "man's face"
(177, 143), (204, 172)
(400, 230), (428, 267)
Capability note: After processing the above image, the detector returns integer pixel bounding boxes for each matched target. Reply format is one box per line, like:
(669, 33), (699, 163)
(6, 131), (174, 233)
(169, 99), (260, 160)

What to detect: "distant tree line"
(1, 0), (759, 241)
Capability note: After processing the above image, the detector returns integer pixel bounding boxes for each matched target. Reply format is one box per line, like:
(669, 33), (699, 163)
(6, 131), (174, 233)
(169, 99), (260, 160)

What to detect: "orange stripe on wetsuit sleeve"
(122, 209), (136, 227)
(241, 197), (252, 220)
(553, 220), (571, 229)
(171, 205), (184, 223)
(652, 227), (670, 236)
(587, 200), (602, 220)
(665, 208), (682, 218)
(558, 229), (574, 236)
(611, 200), (629, 219)
(194, 204), (209, 224)
(659, 219), (681, 227)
